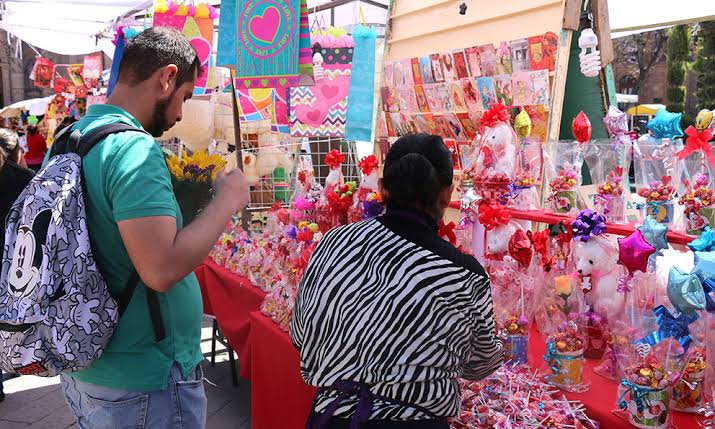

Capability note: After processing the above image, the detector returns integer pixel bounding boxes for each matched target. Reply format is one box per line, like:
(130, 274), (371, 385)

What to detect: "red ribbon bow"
(358, 155), (379, 175)
(325, 150), (345, 169)
(677, 126), (715, 166)
(438, 221), (457, 246)
(478, 200), (509, 231)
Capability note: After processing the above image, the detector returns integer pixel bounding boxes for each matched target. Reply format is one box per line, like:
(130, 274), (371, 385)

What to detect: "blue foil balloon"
(689, 227), (715, 252)
(639, 216), (669, 254)
(694, 251), (715, 281)
(647, 109), (684, 140)
(667, 267), (706, 318)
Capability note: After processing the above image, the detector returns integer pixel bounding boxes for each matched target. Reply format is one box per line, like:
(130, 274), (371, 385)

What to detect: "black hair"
(381, 133), (454, 221)
(118, 27), (201, 88)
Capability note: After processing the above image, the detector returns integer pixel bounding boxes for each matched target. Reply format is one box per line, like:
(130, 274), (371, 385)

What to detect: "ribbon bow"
(618, 379), (653, 413)
(438, 221), (457, 246)
(543, 342), (563, 375)
(703, 279), (715, 314)
(677, 126), (715, 166)
(478, 200), (509, 231)
(636, 305), (696, 351)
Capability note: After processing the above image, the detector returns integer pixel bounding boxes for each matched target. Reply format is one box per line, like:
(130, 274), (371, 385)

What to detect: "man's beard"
(147, 95), (172, 137)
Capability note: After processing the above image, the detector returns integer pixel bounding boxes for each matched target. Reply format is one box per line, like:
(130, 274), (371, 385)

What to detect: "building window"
(618, 75), (638, 95)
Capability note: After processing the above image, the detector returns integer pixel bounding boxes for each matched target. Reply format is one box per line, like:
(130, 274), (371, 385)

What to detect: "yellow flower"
(154, 0), (168, 14)
(554, 275), (572, 296)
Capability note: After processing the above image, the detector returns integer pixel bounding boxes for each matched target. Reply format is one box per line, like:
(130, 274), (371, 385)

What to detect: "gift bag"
(584, 139), (632, 224)
(82, 53), (102, 89)
(544, 141), (584, 215)
(634, 136), (682, 226)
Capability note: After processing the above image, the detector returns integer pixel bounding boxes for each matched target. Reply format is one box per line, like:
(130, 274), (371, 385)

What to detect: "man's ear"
(158, 64), (179, 94)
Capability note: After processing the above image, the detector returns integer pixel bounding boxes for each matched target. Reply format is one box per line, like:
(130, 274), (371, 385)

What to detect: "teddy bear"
(572, 236), (624, 318)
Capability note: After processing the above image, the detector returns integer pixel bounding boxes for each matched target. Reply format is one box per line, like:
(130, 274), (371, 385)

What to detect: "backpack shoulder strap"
(75, 123), (149, 158)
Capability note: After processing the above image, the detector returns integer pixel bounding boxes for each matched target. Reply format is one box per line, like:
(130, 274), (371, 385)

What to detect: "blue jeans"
(60, 363), (206, 429)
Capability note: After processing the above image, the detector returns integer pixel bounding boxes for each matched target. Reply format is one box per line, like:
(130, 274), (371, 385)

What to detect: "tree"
(695, 20), (715, 111)
(666, 25), (688, 113)
(614, 29), (667, 96)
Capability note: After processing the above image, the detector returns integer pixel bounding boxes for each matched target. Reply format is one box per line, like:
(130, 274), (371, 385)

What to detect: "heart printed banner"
(235, 0), (312, 89)
(154, 5), (215, 95)
(290, 34), (353, 137)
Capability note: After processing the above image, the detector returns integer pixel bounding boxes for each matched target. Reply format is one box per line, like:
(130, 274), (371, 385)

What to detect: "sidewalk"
(0, 319), (251, 429)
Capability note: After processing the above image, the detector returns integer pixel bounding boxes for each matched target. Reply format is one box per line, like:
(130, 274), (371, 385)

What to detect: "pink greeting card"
(448, 82), (469, 112)
(424, 83), (446, 112)
(478, 44), (497, 77)
(397, 86), (419, 113)
(440, 52), (457, 81)
(465, 47), (482, 77)
(511, 72), (534, 106)
(414, 84), (432, 113)
(460, 78), (484, 112)
(493, 74), (514, 106)
(531, 69), (550, 105)
(453, 50), (470, 79)
(496, 41), (513, 75)
(430, 54), (445, 83)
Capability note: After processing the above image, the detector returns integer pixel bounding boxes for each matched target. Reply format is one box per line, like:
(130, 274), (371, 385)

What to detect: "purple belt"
(306, 381), (440, 429)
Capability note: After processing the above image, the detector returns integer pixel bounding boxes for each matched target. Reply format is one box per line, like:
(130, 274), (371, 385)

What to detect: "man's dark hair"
(118, 27), (201, 87)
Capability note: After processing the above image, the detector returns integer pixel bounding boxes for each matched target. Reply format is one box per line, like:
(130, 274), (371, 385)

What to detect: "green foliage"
(695, 21), (715, 110)
(666, 25), (689, 113)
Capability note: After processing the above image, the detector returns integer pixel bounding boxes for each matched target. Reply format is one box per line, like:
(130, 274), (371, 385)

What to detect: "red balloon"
(572, 111), (592, 143)
(617, 230), (656, 274)
(509, 229), (533, 270)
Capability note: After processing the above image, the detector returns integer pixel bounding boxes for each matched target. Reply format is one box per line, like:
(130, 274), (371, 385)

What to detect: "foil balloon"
(638, 216), (669, 254)
(693, 251), (715, 281)
(688, 226), (715, 252)
(667, 267), (706, 318)
(514, 109), (532, 139)
(647, 109), (683, 140)
(603, 105), (631, 148)
(572, 111), (592, 143)
(695, 109), (713, 131)
(617, 230), (656, 274)
(508, 229), (533, 270)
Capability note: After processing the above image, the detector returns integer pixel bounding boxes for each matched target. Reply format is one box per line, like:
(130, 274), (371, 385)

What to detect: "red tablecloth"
(194, 258), (267, 378)
(248, 312), (317, 429)
(528, 328), (702, 428)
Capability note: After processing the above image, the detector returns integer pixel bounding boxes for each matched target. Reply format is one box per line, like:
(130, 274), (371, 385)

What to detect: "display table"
(248, 312), (316, 429)
(195, 261), (702, 428)
(194, 258), (266, 378)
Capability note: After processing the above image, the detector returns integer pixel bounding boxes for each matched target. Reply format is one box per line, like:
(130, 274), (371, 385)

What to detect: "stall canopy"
(610, 0), (715, 37)
(0, 0), (152, 56)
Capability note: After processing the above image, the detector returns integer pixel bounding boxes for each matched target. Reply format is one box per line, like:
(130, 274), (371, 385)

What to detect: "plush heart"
(249, 6), (282, 44)
(321, 85), (340, 100)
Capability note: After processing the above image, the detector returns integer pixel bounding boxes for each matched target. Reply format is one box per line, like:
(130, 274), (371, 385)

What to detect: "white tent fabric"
(0, 0), (152, 56)
(610, 0), (715, 37)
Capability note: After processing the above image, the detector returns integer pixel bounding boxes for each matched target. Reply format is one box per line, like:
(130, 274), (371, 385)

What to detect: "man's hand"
(214, 167), (250, 213)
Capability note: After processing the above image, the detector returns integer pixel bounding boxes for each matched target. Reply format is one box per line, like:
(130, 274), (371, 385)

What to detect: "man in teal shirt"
(57, 27), (249, 428)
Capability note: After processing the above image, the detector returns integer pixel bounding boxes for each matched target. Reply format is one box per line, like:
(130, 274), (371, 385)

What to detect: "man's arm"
(118, 168), (249, 292)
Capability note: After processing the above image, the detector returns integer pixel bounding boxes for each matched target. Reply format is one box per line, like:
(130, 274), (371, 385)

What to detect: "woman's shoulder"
(0, 161), (34, 192)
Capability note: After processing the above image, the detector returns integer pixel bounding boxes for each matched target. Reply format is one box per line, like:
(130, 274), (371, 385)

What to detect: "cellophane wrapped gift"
(670, 319), (707, 414)
(544, 141), (584, 215)
(535, 273), (590, 392)
(584, 139), (633, 224)
(348, 155), (384, 223)
(316, 150), (350, 231)
(634, 136), (682, 226)
(679, 170), (715, 237)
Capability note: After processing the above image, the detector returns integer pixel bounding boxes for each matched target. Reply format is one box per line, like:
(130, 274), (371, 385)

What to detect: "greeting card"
(460, 78), (484, 112)
(383, 62), (395, 86)
(543, 32), (559, 71)
(430, 54), (445, 82)
(524, 104), (548, 143)
(496, 41), (513, 75)
(459, 141), (474, 170)
(435, 83), (455, 111)
(478, 44), (497, 77)
(422, 113), (440, 135)
(476, 77), (497, 110)
(433, 114), (457, 139)
(413, 113), (431, 134)
(528, 35), (557, 71)
(385, 112), (396, 137)
(390, 112), (407, 137)
(397, 86), (419, 113)
(414, 84), (432, 113)
(448, 82), (469, 112)
(453, 50), (470, 79)
(381, 86), (400, 112)
(394, 59), (413, 86)
(403, 113), (419, 135)
(493, 74), (514, 106)
(456, 112), (479, 141)
(377, 111), (389, 138)
(411, 58), (424, 85)
(469, 110), (485, 131)
(512, 71), (534, 106)
(444, 138), (463, 169)
(531, 69), (550, 105)
(440, 52), (457, 81)
(424, 84), (446, 112)
(418, 56), (435, 84)
(465, 47), (482, 78)
(443, 113), (467, 141)
(510, 38), (530, 72)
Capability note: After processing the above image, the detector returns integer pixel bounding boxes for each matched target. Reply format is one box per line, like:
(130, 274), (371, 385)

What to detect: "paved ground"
(0, 319), (251, 429)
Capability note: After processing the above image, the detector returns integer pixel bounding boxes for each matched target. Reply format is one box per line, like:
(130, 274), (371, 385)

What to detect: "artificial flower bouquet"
(679, 174), (715, 236)
(166, 149), (227, 224)
(637, 176), (676, 226)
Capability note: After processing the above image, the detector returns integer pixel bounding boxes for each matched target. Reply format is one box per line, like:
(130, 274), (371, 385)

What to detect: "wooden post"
(230, 68), (250, 230)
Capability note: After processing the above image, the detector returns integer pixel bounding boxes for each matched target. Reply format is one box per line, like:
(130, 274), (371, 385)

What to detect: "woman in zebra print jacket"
(291, 133), (503, 428)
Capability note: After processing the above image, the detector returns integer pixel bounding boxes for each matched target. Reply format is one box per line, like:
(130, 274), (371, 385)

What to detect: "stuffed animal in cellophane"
(348, 155), (384, 223)
(468, 103), (518, 200)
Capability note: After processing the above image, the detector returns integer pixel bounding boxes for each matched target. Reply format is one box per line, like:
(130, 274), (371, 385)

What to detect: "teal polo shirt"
(52, 104), (204, 391)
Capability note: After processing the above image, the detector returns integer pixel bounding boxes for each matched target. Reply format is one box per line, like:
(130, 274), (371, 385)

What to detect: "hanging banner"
(237, 87), (289, 133)
(67, 64), (85, 87)
(31, 57), (55, 88)
(290, 33), (353, 137)
(216, 0), (238, 68)
(345, 25), (377, 142)
(83, 53), (102, 89)
(235, 0), (311, 89)
(153, 1), (217, 95)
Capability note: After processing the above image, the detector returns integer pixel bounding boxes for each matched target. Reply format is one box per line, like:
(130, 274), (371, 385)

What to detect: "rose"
(554, 275), (572, 296)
